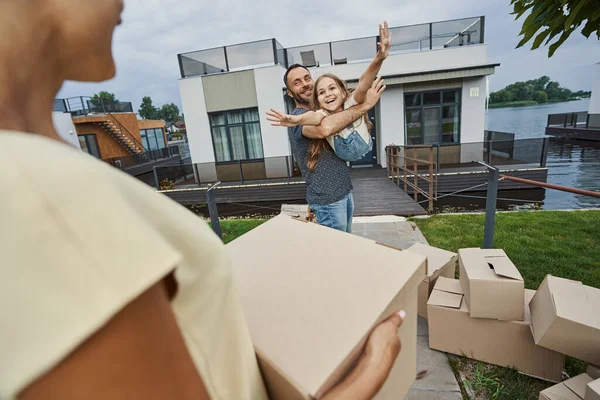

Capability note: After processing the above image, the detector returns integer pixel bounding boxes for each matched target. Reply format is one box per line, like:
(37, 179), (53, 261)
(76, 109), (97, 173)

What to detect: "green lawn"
(219, 219), (267, 244)
(411, 210), (600, 400)
(216, 210), (600, 400)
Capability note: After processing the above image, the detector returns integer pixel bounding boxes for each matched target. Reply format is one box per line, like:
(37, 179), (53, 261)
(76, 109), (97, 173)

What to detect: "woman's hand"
(266, 109), (301, 127)
(321, 310), (405, 400)
(377, 21), (392, 61)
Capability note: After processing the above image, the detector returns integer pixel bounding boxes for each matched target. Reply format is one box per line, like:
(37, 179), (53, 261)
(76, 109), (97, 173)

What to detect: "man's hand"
(266, 108), (301, 127)
(360, 76), (386, 112)
(377, 21), (392, 61)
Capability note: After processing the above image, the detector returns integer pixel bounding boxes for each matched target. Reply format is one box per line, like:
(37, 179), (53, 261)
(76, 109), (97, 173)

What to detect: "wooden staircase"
(99, 119), (143, 155)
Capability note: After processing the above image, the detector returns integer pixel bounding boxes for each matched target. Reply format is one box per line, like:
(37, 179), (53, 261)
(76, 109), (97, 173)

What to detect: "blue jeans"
(333, 130), (372, 162)
(310, 193), (354, 233)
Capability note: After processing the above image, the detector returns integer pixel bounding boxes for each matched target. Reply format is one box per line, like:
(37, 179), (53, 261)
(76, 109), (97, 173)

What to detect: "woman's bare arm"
(19, 280), (211, 400)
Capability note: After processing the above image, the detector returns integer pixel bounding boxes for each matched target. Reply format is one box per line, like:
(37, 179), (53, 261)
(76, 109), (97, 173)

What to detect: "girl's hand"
(266, 109), (300, 127)
(377, 21), (392, 61)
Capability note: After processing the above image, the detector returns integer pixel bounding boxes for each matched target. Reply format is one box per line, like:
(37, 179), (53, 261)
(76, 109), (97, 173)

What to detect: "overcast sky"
(58, 0), (599, 112)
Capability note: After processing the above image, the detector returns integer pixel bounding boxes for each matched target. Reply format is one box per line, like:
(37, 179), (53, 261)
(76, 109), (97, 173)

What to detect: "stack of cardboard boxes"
(420, 247), (600, 399)
(224, 215), (599, 399)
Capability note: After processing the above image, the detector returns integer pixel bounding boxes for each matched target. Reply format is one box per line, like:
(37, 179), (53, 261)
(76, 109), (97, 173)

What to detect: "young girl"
(267, 22), (392, 167)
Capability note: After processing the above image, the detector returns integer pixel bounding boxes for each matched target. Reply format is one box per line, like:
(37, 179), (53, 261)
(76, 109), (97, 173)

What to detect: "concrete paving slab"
(411, 336), (462, 393)
(352, 222), (463, 399)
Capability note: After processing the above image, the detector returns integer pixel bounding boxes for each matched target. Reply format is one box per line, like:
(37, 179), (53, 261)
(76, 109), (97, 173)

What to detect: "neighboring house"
(53, 96), (169, 162)
(177, 16), (497, 182)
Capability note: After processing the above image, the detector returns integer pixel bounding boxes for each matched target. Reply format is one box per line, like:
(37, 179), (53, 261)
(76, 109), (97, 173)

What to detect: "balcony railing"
(547, 111), (600, 129)
(53, 96), (134, 116)
(178, 16), (485, 78)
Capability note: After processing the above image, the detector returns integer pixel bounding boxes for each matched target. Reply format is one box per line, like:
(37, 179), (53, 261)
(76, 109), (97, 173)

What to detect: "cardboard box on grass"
(589, 365), (600, 380)
(539, 374), (600, 400)
(427, 277), (564, 382)
(226, 215), (426, 400)
(405, 243), (457, 319)
(458, 248), (524, 321)
(530, 275), (600, 366)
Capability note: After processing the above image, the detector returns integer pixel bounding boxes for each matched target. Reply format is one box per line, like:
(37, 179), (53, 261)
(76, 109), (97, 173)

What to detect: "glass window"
(405, 109), (421, 145)
(442, 105), (459, 143)
(212, 126), (230, 162)
(140, 130), (149, 151)
(155, 128), (165, 149)
(405, 93), (421, 107)
(443, 90), (459, 104)
(405, 89), (460, 145)
(140, 128), (166, 151)
(423, 92), (441, 105)
(79, 134), (101, 158)
(209, 108), (265, 162)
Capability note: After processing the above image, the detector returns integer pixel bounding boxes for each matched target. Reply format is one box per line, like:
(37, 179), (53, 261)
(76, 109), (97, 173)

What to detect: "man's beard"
(292, 88), (312, 106)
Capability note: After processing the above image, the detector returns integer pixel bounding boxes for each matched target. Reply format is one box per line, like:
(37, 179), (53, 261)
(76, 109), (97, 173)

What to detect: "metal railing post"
(413, 148), (418, 201)
(429, 23), (433, 50)
(152, 166), (160, 190)
(194, 163), (202, 187)
(487, 139), (492, 164)
(239, 159), (244, 184)
(428, 147), (434, 212)
(286, 156), (291, 183)
(482, 164), (500, 249)
(206, 182), (222, 240)
(540, 137), (549, 168)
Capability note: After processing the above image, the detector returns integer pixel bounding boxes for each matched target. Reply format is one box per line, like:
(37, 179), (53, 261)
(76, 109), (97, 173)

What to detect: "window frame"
(208, 107), (264, 163)
(78, 133), (102, 158)
(404, 88), (462, 146)
(140, 128), (167, 152)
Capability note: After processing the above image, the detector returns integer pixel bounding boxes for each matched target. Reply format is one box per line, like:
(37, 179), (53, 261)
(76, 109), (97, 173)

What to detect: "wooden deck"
(350, 167), (427, 216)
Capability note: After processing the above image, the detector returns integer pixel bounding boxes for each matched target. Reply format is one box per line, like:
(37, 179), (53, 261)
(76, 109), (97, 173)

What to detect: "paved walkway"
(352, 216), (463, 400)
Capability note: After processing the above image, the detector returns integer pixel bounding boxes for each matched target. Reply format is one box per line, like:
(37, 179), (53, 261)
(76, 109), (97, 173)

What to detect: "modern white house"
(177, 16), (498, 182)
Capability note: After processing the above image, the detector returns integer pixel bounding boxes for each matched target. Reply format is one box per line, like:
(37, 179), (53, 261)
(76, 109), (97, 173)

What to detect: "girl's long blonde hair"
(306, 73), (373, 172)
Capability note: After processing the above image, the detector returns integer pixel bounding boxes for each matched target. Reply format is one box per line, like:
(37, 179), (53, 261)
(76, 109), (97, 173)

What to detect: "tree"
(90, 91), (118, 106)
(545, 81), (561, 100)
(511, 0), (600, 57)
(138, 96), (159, 120)
(532, 76), (550, 92)
(157, 103), (181, 123)
(533, 90), (548, 103)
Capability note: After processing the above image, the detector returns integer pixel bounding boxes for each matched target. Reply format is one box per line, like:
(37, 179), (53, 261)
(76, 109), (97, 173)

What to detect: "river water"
(483, 98), (600, 211)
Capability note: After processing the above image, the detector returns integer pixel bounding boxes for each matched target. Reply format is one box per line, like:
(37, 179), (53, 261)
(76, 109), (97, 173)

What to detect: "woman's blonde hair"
(306, 73), (373, 172)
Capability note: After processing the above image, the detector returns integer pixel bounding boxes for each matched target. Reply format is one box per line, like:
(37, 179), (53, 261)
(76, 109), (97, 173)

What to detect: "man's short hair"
(284, 64), (310, 89)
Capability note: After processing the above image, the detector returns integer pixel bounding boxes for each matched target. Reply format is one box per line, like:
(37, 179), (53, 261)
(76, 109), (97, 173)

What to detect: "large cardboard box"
(589, 379), (600, 400)
(405, 243), (457, 319)
(458, 248), (524, 320)
(227, 215), (427, 400)
(530, 275), (600, 366)
(539, 374), (600, 400)
(428, 277), (564, 382)
(589, 365), (600, 380)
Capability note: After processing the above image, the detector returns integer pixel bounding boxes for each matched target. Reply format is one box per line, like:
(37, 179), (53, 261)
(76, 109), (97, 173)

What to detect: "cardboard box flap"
(460, 248), (522, 282)
(433, 276), (464, 295)
(427, 277), (463, 309)
(588, 365), (600, 380)
(227, 214), (426, 397)
(564, 374), (594, 399)
(548, 276), (600, 329)
(589, 379), (600, 398)
(406, 243), (457, 277)
(427, 289), (463, 309)
(487, 256), (523, 281)
(541, 383), (583, 400)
